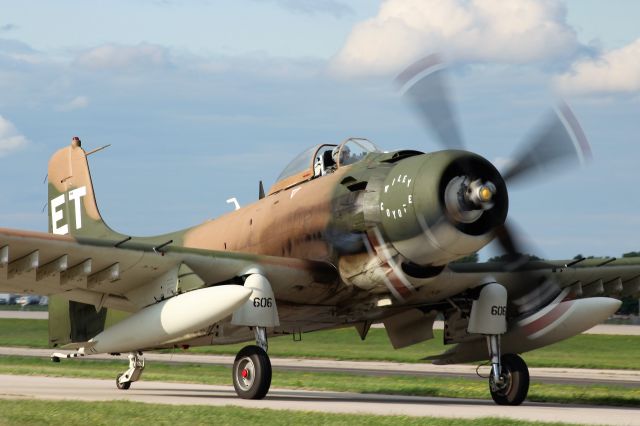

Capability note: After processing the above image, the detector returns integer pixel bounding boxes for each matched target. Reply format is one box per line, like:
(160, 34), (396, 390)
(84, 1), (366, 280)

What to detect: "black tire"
(489, 353), (529, 406)
(116, 373), (131, 390)
(232, 345), (272, 400)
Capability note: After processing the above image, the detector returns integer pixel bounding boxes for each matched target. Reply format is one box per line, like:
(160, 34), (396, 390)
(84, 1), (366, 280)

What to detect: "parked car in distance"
(0, 293), (17, 304)
(16, 295), (41, 306)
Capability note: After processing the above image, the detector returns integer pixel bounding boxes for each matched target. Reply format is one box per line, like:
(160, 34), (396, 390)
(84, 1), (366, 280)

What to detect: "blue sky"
(0, 0), (638, 260)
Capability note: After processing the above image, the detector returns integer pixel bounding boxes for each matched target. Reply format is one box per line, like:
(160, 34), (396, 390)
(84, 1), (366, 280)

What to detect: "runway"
(2, 346), (639, 388)
(0, 312), (638, 424)
(0, 374), (637, 425)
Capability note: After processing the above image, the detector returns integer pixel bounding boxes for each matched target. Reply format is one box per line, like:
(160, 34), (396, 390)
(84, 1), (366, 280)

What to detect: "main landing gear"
(467, 283), (530, 405)
(115, 352), (145, 390)
(485, 335), (529, 405)
(232, 326), (272, 399)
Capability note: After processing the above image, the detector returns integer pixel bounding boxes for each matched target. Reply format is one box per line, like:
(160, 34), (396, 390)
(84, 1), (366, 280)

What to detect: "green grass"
(0, 318), (49, 347)
(0, 399), (572, 426)
(184, 328), (640, 370)
(1, 318), (638, 369)
(0, 355), (638, 407)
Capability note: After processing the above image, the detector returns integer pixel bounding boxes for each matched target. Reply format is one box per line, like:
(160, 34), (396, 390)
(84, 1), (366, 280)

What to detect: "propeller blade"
(494, 223), (519, 260)
(396, 55), (465, 150)
(492, 221), (562, 315)
(502, 102), (591, 184)
(493, 222), (530, 270)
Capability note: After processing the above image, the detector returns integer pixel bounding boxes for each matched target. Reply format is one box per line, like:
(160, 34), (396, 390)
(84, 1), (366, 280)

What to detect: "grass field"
(0, 355), (638, 407)
(0, 399), (574, 426)
(1, 318), (638, 370)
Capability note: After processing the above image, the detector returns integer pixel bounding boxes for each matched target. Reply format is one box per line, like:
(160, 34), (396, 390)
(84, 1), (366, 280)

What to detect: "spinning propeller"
(396, 54), (592, 266)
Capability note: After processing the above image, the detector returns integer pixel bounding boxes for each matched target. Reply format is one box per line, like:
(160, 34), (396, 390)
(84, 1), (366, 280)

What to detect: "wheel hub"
(490, 368), (512, 394)
(236, 357), (256, 391)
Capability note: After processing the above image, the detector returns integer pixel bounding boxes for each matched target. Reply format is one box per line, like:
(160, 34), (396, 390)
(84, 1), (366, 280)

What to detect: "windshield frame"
(335, 138), (381, 167)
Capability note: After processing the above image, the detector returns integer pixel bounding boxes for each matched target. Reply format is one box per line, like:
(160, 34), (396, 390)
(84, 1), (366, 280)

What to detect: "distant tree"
(622, 251), (640, 258)
(573, 254), (599, 259)
(452, 253), (479, 263)
(488, 253), (543, 262)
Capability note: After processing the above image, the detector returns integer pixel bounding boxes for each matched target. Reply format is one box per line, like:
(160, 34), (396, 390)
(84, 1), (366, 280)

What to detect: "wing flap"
(0, 227), (338, 312)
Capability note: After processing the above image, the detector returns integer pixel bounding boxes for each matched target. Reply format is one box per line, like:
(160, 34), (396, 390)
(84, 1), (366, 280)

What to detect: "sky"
(0, 0), (638, 261)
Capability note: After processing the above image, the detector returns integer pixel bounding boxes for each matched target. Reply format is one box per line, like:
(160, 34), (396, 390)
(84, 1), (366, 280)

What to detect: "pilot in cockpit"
(332, 145), (351, 166)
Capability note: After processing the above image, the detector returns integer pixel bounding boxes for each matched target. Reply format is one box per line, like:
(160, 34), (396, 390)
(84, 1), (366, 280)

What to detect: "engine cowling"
(374, 150), (508, 267)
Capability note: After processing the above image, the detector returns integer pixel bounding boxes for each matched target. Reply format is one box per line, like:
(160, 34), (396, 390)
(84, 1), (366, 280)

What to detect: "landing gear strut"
(467, 282), (530, 405)
(116, 352), (145, 390)
(232, 327), (272, 399)
(485, 332), (529, 405)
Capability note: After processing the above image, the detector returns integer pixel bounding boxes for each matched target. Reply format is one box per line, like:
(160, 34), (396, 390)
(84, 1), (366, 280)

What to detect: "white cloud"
(554, 39), (640, 95)
(56, 95), (90, 112)
(0, 115), (28, 157)
(0, 37), (45, 65)
(0, 24), (17, 32)
(330, 0), (580, 76)
(75, 43), (170, 70)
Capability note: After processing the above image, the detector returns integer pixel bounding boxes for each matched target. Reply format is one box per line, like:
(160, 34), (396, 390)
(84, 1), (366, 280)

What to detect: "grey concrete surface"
(583, 324), (640, 336)
(0, 311), (48, 320)
(0, 374), (637, 425)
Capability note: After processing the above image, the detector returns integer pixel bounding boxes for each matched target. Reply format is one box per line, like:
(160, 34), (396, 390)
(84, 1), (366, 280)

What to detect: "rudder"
(47, 137), (123, 240)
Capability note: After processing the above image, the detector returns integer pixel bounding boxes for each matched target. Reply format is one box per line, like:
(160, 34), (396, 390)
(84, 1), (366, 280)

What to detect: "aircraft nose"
(377, 150), (508, 266)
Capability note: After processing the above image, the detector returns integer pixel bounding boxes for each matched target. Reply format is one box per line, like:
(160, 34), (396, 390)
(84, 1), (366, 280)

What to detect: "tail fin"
(47, 138), (123, 240)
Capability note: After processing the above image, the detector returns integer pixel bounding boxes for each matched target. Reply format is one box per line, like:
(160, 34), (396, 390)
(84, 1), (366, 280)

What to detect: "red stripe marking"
(521, 301), (572, 337)
(386, 268), (412, 298)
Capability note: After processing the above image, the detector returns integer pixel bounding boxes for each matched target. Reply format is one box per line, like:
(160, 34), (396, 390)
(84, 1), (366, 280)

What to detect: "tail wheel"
(489, 353), (529, 405)
(232, 345), (272, 400)
(116, 373), (131, 390)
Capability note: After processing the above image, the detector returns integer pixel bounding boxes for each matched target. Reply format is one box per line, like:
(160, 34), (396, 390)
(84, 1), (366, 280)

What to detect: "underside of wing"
(421, 258), (639, 364)
(0, 227), (337, 310)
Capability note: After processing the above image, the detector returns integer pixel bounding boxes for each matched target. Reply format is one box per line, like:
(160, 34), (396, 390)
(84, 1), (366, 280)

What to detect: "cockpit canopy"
(269, 138), (381, 195)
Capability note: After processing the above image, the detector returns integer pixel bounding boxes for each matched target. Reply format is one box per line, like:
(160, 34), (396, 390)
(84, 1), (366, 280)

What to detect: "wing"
(448, 257), (640, 304)
(422, 258), (639, 364)
(0, 227), (338, 313)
